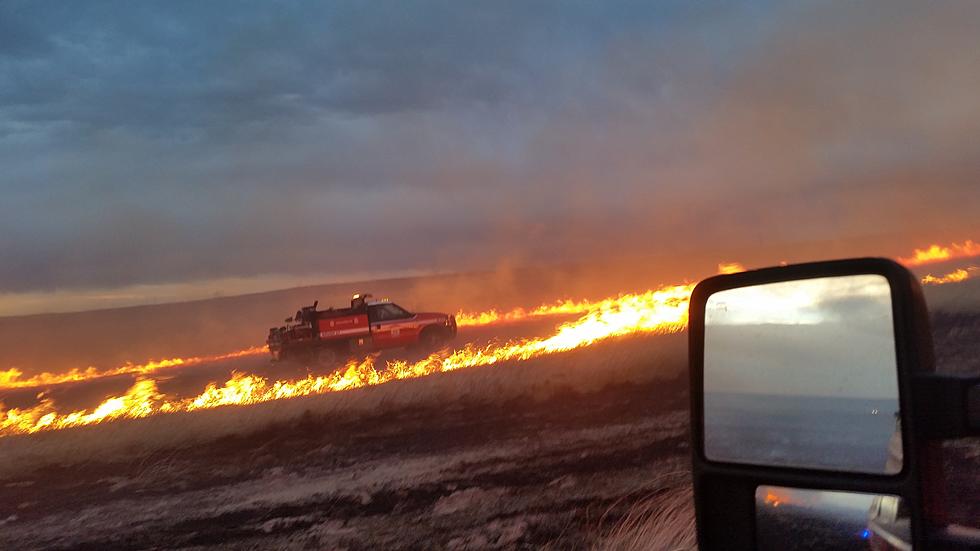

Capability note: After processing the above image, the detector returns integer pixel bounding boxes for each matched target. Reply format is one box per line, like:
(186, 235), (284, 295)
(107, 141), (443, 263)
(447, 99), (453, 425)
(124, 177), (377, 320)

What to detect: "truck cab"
(365, 300), (456, 349)
(267, 293), (457, 366)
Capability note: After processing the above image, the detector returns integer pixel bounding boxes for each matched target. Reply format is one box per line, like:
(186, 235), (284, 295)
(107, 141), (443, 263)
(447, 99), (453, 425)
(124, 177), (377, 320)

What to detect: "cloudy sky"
(1, 1), (978, 314)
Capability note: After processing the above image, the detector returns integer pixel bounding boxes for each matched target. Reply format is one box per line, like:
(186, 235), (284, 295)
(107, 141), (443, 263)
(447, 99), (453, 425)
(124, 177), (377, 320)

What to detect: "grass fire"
(4, 6), (979, 547)
(2, 239), (975, 439)
(1, 284), (693, 436)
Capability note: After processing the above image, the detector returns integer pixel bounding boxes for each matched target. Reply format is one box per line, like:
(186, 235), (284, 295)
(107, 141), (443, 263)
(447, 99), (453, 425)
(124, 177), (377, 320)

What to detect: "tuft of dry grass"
(593, 473), (697, 551)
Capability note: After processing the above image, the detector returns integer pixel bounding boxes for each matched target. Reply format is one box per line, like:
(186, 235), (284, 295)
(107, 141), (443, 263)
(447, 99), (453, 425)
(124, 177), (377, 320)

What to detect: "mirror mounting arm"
(912, 373), (980, 439)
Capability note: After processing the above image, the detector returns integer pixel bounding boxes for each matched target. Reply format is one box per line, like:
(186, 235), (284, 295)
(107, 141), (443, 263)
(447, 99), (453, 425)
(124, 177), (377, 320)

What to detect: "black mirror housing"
(688, 257), (964, 550)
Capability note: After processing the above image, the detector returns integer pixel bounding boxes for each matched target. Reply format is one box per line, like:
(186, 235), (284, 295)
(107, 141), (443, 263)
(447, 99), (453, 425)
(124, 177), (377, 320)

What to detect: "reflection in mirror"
(704, 275), (902, 473)
(755, 486), (911, 551)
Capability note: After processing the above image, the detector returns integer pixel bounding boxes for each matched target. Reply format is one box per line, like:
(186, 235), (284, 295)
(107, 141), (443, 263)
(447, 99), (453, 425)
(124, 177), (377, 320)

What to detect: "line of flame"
(456, 295), (640, 326)
(899, 240), (980, 267)
(0, 347), (269, 390)
(0, 284), (694, 436)
(0, 297), (625, 391)
(921, 266), (978, 286)
(454, 264), (745, 326)
(3, 238), (976, 436)
(4, 238), (970, 391)
(716, 262), (746, 275)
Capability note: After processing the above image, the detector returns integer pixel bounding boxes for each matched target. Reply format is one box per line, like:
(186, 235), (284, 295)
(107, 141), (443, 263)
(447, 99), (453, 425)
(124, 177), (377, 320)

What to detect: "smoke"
(0, 0), (978, 307)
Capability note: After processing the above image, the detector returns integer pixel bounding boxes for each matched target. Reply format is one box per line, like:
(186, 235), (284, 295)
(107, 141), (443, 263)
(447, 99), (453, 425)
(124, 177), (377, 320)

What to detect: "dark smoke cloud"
(0, 0), (978, 299)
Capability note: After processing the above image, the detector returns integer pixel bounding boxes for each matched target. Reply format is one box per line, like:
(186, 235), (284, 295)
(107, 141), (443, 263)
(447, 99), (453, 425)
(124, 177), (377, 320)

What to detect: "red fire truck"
(266, 293), (457, 366)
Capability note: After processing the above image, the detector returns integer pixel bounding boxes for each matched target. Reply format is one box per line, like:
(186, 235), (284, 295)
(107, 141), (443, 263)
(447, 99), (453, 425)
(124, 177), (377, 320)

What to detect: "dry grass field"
(0, 333), (695, 550)
(0, 276), (977, 550)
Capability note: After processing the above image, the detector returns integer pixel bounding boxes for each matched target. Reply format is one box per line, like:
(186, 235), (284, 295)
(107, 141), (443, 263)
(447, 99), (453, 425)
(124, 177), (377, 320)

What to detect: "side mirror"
(688, 258), (980, 550)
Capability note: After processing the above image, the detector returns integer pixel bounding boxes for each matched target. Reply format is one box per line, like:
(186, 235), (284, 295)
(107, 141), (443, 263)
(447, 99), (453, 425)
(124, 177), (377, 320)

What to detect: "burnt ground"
(0, 376), (691, 550)
(0, 310), (977, 550)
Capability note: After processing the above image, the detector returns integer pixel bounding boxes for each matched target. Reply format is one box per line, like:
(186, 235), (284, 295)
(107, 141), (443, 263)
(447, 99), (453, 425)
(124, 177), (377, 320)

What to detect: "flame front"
(717, 262), (746, 275)
(0, 346), (269, 390)
(921, 266), (977, 286)
(899, 240), (980, 266)
(454, 292), (678, 327)
(0, 296), (645, 391)
(0, 284), (694, 436)
(455, 297), (608, 326)
(5, 239), (977, 437)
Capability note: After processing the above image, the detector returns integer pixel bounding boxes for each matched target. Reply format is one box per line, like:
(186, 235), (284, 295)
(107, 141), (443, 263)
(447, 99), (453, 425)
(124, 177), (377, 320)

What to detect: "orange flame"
(717, 262), (746, 275)
(456, 295), (647, 326)
(921, 266), (977, 286)
(0, 346), (268, 390)
(3, 238), (975, 437)
(0, 293), (685, 391)
(762, 490), (795, 508)
(0, 284), (694, 436)
(899, 240), (980, 267)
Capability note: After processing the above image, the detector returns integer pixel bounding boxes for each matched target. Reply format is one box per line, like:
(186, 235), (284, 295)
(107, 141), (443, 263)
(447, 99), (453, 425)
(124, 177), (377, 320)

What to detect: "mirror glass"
(755, 486), (911, 551)
(704, 274), (902, 473)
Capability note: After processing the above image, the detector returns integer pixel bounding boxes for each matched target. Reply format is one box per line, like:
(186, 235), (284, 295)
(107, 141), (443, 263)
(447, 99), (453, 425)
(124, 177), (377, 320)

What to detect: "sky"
(2, 1), (979, 315)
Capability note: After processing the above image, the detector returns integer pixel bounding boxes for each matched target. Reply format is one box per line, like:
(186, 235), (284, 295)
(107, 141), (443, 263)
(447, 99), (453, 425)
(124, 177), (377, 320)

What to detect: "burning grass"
(4, 238), (978, 438)
(1, 284), (693, 437)
(0, 346), (268, 390)
(0, 331), (686, 479)
(3, 237), (976, 474)
(921, 266), (978, 286)
(899, 240), (980, 267)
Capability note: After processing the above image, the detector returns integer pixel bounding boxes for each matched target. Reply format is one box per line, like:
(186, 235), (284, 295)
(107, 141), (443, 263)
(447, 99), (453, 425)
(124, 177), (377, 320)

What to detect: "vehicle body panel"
(267, 296), (456, 362)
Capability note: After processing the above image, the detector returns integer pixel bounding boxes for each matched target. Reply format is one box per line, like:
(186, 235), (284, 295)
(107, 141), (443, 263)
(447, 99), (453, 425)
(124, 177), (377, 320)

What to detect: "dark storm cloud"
(0, 9), (51, 59)
(1, 0), (979, 295)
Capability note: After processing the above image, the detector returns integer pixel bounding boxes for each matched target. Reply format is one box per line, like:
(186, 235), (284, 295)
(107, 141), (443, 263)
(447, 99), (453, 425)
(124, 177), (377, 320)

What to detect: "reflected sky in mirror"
(704, 275), (901, 473)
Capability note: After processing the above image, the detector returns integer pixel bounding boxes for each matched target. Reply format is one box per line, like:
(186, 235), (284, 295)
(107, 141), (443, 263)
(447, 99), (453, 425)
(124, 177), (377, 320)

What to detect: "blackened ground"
(755, 504), (872, 551)
(0, 376), (690, 550)
(1, 310), (977, 550)
(932, 310), (980, 376)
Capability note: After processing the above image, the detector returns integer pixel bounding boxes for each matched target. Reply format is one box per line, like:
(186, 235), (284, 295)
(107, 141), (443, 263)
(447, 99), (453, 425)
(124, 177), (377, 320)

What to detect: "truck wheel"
(419, 328), (449, 350)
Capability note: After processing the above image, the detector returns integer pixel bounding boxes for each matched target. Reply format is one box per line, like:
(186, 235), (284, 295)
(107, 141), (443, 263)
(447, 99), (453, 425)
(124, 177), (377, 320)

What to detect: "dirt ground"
(0, 375), (690, 550)
(0, 307), (977, 550)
